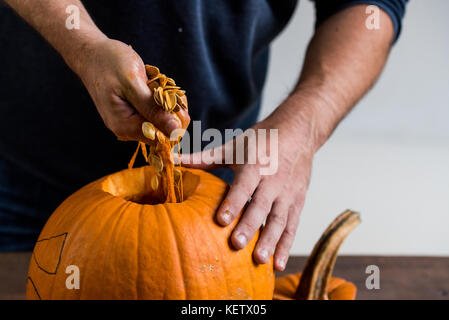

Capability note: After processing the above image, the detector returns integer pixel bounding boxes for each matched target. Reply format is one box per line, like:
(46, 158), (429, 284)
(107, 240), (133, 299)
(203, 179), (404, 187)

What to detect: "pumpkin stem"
(294, 210), (360, 300)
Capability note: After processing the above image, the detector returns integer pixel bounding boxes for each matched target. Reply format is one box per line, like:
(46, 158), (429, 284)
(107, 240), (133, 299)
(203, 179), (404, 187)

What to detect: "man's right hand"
(74, 38), (188, 143)
(4, 0), (188, 144)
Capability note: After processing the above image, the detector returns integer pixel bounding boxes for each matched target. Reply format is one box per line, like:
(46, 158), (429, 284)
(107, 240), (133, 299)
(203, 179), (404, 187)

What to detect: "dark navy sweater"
(0, 0), (406, 250)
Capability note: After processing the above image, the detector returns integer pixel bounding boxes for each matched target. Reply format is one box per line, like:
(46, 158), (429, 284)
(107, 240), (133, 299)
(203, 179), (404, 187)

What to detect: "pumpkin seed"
(153, 87), (164, 106)
(176, 94), (188, 110)
(145, 65), (160, 79)
(156, 131), (167, 144)
(166, 77), (176, 86)
(147, 80), (159, 91)
(141, 65), (188, 203)
(159, 75), (168, 87)
(163, 85), (180, 91)
(142, 122), (156, 140)
(163, 91), (175, 111)
(150, 153), (163, 173)
(149, 73), (163, 83)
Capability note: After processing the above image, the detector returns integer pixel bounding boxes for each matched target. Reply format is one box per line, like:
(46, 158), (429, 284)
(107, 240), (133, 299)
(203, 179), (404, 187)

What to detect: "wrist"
(276, 84), (342, 154)
(62, 29), (108, 77)
(269, 97), (319, 157)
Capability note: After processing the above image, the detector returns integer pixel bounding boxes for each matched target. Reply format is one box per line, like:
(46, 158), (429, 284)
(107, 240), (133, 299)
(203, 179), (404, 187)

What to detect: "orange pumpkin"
(26, 165), (359, 300)
(26, 166), (274, 300)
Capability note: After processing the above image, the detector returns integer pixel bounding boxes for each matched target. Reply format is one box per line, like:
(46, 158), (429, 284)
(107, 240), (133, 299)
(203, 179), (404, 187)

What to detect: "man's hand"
(4, 0), (187, 142)
(75, 38), (186, 142)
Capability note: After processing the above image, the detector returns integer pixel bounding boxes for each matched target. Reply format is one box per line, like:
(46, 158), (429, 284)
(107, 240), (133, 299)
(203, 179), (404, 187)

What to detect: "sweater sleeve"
(312, 0), (408, 43)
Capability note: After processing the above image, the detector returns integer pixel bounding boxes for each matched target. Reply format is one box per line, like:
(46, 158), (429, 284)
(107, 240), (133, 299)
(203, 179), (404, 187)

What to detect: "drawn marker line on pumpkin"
(32, 232), (68, 275)
(26, 276), (41, 300)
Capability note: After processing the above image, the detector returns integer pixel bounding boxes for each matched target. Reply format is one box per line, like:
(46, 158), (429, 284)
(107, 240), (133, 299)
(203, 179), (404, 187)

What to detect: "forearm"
(273, 5), (394, 152)
(3, 0), (106, 74)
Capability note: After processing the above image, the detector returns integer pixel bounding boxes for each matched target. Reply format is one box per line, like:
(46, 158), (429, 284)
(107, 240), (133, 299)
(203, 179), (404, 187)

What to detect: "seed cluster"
(132, 65), (187, 202)
(145, 65), (187, 113)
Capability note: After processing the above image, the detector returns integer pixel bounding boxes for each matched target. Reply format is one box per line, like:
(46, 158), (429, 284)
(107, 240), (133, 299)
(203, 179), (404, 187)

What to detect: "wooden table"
(1, 253), (448, 300)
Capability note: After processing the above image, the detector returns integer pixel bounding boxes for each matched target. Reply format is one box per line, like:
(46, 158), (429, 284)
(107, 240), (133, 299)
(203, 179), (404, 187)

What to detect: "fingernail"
(277, 258), (286, 270)
(234, 233), (247, 248)
(258, 249), (269, 262)
(219, 210), (232, 225)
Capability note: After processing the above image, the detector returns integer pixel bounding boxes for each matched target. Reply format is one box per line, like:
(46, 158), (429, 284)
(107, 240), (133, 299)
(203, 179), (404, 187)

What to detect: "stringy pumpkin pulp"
(128, 65), (189, 203)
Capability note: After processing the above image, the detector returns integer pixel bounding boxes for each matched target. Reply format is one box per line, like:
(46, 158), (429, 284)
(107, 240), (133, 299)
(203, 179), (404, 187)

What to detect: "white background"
(260, 0), (449, 256)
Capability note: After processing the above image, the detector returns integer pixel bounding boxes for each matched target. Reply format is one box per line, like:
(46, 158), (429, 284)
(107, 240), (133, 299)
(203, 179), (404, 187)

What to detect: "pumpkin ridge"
(105, 201), (133, 299)
(80, 201), (125, 299)
(195, 199), (233, 299)
(177, 170), (236, 298)
(182, 199), (211, 299)
(163, 204), (188, 299)
(82, 200), (129, 299)
(135, 204), (144, 300)
(181, 187), (234, 299)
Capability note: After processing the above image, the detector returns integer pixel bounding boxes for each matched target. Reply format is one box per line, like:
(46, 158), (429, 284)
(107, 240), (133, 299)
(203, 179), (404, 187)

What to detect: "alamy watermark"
(65, 265), (80, 290)
(365, 264), (380, 290)
(65, 5), (80, 30)
(365, 5), (380, 30)
(63, 263), (382, 291)
(171, 121), (279, 176)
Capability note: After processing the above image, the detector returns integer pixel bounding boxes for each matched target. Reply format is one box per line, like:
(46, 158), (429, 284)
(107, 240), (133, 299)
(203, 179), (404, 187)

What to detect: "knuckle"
(232, 186), (253, 203)
(108, 92), (123, 105)
(290, 200), (304, 216)
(277, 163), (292, 177)
(291, 205), (303, 220)
(259, 233), (277, 252)
(276, 243), (292, 257)
(289, 204), (300, 216)
(295, 190), (306, 203)
(234, 174), (256, 191)
(269, 212), (287, 228)
(148, 105), (166, 121)
(283, 225), (297, 239)
(252, 194), (272, 213)
(277, 239), (294, 256)
(238, 220), (259, 236)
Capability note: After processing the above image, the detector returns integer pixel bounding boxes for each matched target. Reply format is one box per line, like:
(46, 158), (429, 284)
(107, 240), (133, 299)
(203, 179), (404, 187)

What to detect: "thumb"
(175, 144), (227, 170)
